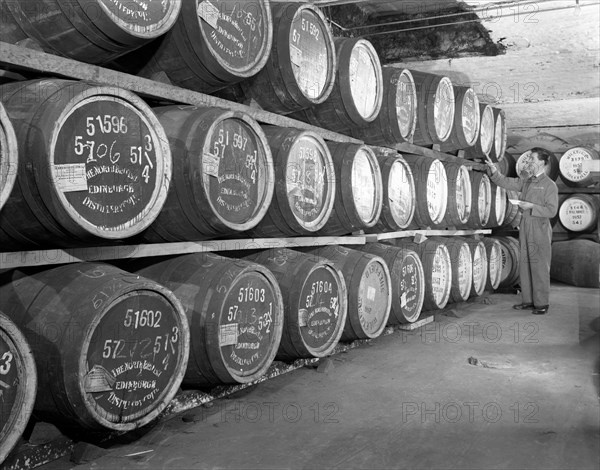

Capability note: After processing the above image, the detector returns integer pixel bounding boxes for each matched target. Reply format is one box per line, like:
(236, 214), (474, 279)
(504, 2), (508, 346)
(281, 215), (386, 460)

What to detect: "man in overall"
(485, 148), (558, 315)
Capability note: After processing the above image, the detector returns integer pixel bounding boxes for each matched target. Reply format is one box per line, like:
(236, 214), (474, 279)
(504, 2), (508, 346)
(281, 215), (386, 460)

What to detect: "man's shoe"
(532, 306), (549, 315)
(513, 303), (534, 310)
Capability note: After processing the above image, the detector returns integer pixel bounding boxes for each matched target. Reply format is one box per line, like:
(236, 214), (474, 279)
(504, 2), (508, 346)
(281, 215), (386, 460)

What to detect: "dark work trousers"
(490, 171), (558, 307)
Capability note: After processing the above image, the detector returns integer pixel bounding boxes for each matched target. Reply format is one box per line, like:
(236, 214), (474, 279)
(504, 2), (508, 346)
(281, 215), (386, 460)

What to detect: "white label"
(203, 152), (220, 178)
(219, 323), (238, 347)
(54, 163), (88, 192)
(367, 286), (376, 302)
(197, 0), (220, 29)
(84, 365), (116, 393)
(401, 292), (407, 308)
(290, 44), (303, 67)
(298, 308), (308, 327)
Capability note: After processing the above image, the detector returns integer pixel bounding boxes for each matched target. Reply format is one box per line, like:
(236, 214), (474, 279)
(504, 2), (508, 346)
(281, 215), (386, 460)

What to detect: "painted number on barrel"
(124, 309), (162, 329)
(0, 351), (13, 375)
(129, 135), (155, 184)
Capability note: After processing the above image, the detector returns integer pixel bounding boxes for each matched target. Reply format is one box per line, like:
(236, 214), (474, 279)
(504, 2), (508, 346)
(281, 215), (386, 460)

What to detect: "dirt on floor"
(42, 282), (600, 470)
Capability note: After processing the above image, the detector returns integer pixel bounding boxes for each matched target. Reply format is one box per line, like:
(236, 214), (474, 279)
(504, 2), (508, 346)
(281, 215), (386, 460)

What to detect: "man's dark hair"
(530, 147), (552, 166)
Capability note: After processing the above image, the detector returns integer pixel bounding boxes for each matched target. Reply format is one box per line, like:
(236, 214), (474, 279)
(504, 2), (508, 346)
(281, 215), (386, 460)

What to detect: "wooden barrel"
(243, 248), (347, 361)
(558, 194), (600, 233)
(0, 313), (37, 465)
(516, 148), (560, 181)
(551, 240), (600, 288)
(352, 67), (417, 146)
(464, 103), (494, 160)
(498, 151), (517, 177)
(462, 237), (489, 297)
(238, 3), (336, 114)
(559, 146), (600, 188)
(410, 71), (455, 146)
(435, 237), (473, 304)
(502, 190), (520, 229)
(317, 143), (383, 236)
(403, 155), (448, 228)
(483, 237), (502, 291)
(0, 0), (181, 64)
(394, 239), (452, 312)
(248, 127), (335, 237)
(489, 107), (507, 162)
(439, 162), (472, 228)
(358, 243), (425, 324)
(0, 79), (171, 248)
(302, 246), (391, 341)
(462, 171), (491, 229)
(142, 106), (273, 242)
(0, 102), (18, 213)
(367, 151), (416, 232)
(290, 37), (383, 133)
(131, 0), (272, 93)
(494, 236), (520, 288)
(439, 86), (480, 151)
(485, 183), (507, 228)
(0, 263), (189, 431)
(132, 253), (283, 387)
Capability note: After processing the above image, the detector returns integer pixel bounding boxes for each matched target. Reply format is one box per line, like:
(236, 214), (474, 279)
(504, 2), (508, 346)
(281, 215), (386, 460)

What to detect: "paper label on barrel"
(197, 1), (220, 29)
(559, 148), (594, 182)
(54, 98), (160, 232)
(0, 330), (20, 434)
(400, 292), (407, 308)
(54, 163), (88, 192)
(98, 0), (177, 33)
(287, 136), (329, 226)
(352, 150), (377, 224)
(219, 323), (238, 347)
(219, 273), (279, 373)
(196, 0), (269, 71)
(350, 43), (379, 119)
(299, 267), (341, 350)
(206, 118), (267, 225)
(85, 291), (184, 423)
(358, 261), (389, 336)
(290, 9), (330, 100)
(560, 198), (594, 231)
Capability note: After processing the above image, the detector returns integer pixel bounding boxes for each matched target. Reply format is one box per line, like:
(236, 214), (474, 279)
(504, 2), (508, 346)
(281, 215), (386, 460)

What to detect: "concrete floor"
(44, 283), (600, 470)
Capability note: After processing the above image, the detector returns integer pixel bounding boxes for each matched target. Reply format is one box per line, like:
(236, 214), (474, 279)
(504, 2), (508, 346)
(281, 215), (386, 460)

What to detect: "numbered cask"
(516, 148), (559, 181)
(131, 0), (272, 92)
(317, 143), (383, 236)
(143, 106), (273, 241)
(464, 104), (494, 160)
(291, 38), (383, 133)
(483, 237), (502, 291)
(393, 239), (452, 311)
(410, 71), (455, 146)
(0, 102), (18, 212)
(484, 182), (507, 228)
(132, 253), (283, 387)
(463, 171), (491, 229)
(0, 263), (189, 431)
(248, 127), (335, 237)
(494, 236), (520, 288)
(550, 240), (600, 288)
(403, 155), (448, 228)
(302, 246), (391, 341)
(243, 248), (347, 361)
(238, 3), (336, 114)
(0, 313), (36, 465)
(558, 194), (599, 233)
(439, 162), (472, 228)
(352, 67), (417, 146)
(0, 79), (171, 248)
(559, 146), (599, 188)
(434, 237), (473, 304)
(462, 237), (488, 297)
(367, 151), (416, 232)
(358, 243), (425, 324)
(489, 107), (507, 162)
(439, 86), (480, 152)
(0, 0), (181, 64)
